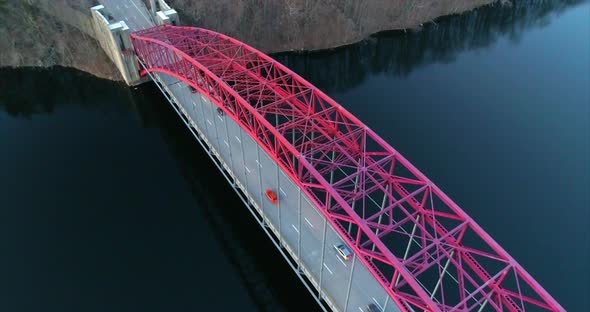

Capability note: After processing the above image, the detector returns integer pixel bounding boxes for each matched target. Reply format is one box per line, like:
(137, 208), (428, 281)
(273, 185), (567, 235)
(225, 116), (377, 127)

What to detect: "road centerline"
(323, 263), (334, 275)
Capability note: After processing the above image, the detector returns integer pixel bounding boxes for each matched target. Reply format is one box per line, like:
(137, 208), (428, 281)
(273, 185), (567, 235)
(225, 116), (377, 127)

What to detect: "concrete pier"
(90, 5), (145, 85)
(89, 0), (178, 85)
(150, 0), (179, 25)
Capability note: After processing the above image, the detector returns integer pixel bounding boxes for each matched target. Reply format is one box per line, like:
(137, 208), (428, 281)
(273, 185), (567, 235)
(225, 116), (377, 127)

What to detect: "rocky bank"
(0, 0), (499, 81)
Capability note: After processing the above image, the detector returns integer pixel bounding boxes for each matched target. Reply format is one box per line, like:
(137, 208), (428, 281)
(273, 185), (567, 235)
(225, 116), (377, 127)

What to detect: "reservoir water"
(1, 1), (588, 311)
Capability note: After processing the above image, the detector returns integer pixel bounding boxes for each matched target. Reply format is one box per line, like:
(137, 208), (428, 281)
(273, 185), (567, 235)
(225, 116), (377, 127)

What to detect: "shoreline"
(0, 0), (499, 82)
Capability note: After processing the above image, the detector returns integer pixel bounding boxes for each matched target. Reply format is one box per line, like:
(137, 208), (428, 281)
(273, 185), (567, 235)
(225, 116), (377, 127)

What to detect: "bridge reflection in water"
(274, 0), (585, 94)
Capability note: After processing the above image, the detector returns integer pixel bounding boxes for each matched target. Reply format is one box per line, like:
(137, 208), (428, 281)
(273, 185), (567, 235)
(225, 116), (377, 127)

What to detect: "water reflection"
(0, 67), (131, 118)
(274, 0), (586, 93)
(0, 67), (317, 311)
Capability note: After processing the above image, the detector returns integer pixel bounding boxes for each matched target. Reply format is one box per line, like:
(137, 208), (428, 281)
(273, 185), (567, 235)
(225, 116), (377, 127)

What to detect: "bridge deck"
(99, 0), (154, 31)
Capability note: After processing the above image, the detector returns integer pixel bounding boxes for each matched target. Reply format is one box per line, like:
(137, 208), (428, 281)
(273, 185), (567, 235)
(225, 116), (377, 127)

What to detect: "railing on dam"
(129, 25), (564, 312)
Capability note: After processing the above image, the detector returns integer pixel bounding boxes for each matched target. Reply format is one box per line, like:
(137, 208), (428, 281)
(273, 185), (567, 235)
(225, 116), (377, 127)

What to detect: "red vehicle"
(265, 189), (278, 205)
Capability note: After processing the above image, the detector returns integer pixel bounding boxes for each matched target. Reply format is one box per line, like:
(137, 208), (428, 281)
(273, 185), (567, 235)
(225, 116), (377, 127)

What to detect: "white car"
(334, 243), (353, 261)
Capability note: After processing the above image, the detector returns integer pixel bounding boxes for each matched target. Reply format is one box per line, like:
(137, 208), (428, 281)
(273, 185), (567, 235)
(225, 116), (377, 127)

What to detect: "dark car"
(366, 303), (382, 312)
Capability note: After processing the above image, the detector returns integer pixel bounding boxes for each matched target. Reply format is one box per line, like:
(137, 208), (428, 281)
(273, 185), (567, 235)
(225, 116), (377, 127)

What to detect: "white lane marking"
(207, 119), (212, 125)
(235, 136), (241, 143)
(255, 159), (262, 168)
(245, 166), (251, 173)
(304, 217), (314, 228)
(129, 0), (152, 25)
(358, 307), (364, 312)
(291, 224), (299, 233)
(337, 256), (347, 267)
(279, 187), (286, 197)
(322, 263), (333, 275)
(372, 297), (383, 310)
(224, 140), (229, 147)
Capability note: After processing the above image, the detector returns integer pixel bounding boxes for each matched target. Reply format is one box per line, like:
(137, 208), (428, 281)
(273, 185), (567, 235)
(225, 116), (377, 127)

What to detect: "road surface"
(99, 0), (154, 31)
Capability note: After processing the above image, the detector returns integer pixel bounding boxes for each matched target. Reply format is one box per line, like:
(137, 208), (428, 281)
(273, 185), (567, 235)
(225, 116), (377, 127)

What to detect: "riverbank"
(166, 0), (495, 52)
(0, 0), (502, 82)
(0, 1), (121, 80)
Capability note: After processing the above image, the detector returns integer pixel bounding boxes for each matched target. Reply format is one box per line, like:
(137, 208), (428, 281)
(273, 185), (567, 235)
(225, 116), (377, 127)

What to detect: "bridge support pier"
(90, 5), (147, 85)
(150, 0), (179, 26)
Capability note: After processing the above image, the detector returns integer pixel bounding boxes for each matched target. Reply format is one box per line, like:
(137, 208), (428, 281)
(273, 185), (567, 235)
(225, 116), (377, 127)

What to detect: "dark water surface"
(1, 1), (588, 311)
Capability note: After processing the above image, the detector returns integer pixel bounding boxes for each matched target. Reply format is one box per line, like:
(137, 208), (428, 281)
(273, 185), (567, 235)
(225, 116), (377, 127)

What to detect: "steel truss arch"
(130, 25), (563, 312)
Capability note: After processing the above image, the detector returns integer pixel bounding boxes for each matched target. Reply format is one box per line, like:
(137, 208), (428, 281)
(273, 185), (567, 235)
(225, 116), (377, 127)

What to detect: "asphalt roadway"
(99, 0), (154, 31)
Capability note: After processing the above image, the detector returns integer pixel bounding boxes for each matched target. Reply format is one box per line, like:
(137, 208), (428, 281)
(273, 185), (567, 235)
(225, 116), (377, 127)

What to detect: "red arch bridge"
(130, 25), (563, 312)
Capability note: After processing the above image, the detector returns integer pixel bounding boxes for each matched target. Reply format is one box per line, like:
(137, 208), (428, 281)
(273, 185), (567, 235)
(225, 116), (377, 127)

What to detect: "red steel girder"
(130, 25), (564, 312)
